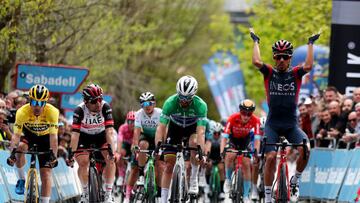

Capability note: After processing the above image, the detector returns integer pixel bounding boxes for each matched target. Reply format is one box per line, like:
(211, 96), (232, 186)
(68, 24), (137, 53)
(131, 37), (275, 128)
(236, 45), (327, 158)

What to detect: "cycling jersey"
(118, 123), (134, 144)
(135, 107), (162, 138)
(160, 94), (207, 127)
(14, 103), (59, 136)
(260, 64), (307, 128)
(224, 112), (260, 139)
(72, 101), (114, 135)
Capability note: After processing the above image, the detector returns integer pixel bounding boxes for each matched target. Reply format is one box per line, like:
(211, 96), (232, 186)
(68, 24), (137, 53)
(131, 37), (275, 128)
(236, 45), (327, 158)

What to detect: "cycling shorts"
(209, 140), (221, 163)
(264, 124), (308, 153)
(229, 135), (251, 151)
(77, 132), (107, 149)
(20, 134), (52, 168)
(164, 121), (196, 156)
(139, 134), (155, 150)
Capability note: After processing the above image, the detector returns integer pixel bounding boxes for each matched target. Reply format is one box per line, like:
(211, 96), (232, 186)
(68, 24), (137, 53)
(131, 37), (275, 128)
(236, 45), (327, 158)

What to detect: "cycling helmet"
(176, 75), (198, 98)
(139, 92), (155, 103)
(126, 111), (136, 120)
(260, 116), (267, 130)
(213, 122), (224, 133)
(239, 99), (256, 112)
(272, 40), (293, 55)
(29, 84), (50, 101)
(82, 84), (103, 101)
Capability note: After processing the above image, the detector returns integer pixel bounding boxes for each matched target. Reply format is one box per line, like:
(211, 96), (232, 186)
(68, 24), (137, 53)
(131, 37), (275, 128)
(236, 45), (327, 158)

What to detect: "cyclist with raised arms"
(7, 84), (59, 203)
(118, 111), (135, 203)
(155, 75), (207, 203)
(250, 28), (320, 202)
(67, 84), (116, 203)
(220, 99), (261, 202)
(128, 92), (162, 199)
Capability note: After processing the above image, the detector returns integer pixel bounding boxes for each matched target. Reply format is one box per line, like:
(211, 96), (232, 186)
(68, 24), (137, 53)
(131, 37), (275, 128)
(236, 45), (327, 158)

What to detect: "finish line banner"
(202, 51), (247, 119)
(328, 0), (360, 95)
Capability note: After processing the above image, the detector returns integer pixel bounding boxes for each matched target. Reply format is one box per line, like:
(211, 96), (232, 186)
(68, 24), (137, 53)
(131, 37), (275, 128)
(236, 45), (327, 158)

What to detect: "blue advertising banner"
(312, 149), (333, 200)
(52, 158), (81, 199)
(202, 51), (247, 119)
(15, 63), (89, 93)
(0, 161), (10, 203)
(299, 149), (316, 198)
(61, 92), (113, 109)
(338, 148), (360, 202)
(291, 45), (329, 99)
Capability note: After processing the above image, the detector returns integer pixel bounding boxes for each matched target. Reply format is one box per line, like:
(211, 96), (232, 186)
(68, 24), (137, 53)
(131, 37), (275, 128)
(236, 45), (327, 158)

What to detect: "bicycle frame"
(24, 153), (40, 203)
(275, 146), (290, 200)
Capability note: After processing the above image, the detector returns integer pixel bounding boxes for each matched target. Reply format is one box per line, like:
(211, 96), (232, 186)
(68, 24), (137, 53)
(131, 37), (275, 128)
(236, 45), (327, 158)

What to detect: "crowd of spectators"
(298, 86), (360, 149)
(0, 90), (71, 157)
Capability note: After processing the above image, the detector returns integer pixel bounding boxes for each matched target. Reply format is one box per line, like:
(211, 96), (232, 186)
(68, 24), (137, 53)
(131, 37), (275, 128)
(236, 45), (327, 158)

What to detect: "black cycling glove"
(308, 33), (320, 44)
(250, 32), (260, 43)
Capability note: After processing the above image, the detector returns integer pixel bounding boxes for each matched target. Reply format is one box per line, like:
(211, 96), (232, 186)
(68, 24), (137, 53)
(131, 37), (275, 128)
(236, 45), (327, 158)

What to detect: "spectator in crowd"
(341, 111), (359, 149)
(14, 96), (27, 110)
(352, 87), (360, 105)
(298, 103), (314, 147)
(304, 97), (320, 138)
(342, 98), (354, 114)
(323, 86), (340, 105)
(327, 100), (346, 140)
(315, 109), (333, 147)
(0, 91), (6, 99)
(0, 109), (12, 150)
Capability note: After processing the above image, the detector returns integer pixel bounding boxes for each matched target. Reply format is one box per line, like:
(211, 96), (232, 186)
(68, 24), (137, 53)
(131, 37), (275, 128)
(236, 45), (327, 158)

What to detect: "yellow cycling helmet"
(29, 84), (50, 102)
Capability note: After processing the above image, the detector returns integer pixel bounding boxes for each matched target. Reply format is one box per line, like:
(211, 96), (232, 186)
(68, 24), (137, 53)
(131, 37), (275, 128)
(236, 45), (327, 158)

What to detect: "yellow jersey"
(14, 103), (59, 136)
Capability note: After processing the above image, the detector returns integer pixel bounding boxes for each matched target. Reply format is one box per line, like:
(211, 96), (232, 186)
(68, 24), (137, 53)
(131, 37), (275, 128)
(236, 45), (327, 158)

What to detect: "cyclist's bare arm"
(196, 126), (206, 151)
(220, 136), (227, 154)
(105, 127), (115, 152)
(303, 43), (314, 72)
(70, 131), (80, 151)
(250, 29), (263, 69)
(155, 123), (166, 145)
(132, 127), (141, 147)
(205, 140), (212, 155)
(49, 133), (58, 156)
(9, 133), (21, 150)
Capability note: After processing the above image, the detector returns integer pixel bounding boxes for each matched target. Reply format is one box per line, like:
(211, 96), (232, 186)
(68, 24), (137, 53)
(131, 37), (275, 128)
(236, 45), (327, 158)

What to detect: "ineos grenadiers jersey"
(259, 64), (307, 128)
(160, 94), (207, 127)
(135, 107), (162, 138)
(72, 101), (114, 135)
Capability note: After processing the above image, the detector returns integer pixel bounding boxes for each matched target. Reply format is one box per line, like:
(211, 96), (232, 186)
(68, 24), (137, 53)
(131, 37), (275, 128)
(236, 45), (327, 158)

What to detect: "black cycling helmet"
(82, 84), (103, 101)
(29, 84), (50, 102)
(239, 99), (256, 112)
(272, 39), (293, 55)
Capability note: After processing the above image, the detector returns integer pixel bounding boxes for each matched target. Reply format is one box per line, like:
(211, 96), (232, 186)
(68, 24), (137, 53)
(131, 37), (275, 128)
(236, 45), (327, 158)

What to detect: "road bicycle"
(161, 143), (202, 203)
(7, 144), (54, 203)
(261, 136), (307, 203)
(224, 147), (254, 203)
(207, 159), (223, 203)
(257, 158), (265, 203)
(132, 148), (158, 203)
(114, 156), (130, 202)
(69, 144), (113, 203)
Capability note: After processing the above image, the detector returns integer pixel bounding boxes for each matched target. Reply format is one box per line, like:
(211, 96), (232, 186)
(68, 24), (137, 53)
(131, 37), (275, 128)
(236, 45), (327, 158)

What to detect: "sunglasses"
(127, 120), (134, 124)
(89, 98), (102, 104)
(240, 111), (253, 117)
(30, 100), (47, 107)
(178, 95), (193, 102)
(141, 101), (154, 108)
(274, 54), (291, 60)
(348, 119), (357, 122)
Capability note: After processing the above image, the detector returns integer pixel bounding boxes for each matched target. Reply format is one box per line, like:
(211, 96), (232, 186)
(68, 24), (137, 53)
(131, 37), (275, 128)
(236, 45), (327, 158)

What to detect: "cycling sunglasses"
(178, 94), (193, 102)
(141, 101), (155, 108)
(30, 100), (47, 107)
(127, 120), (135, 124)
(240, 111), (253, 117)
(89, 97), (103, 104)
(274, 54), (291, 60)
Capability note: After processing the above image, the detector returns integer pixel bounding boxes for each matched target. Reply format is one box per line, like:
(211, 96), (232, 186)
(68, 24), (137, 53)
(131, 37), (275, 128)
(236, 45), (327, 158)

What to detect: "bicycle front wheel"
(234, 168), (244, 203)
(169, 165), (181, 203)
(210, 166), (221, 203)
(277, 164), (288, 203)
(145, 164), (156, 203)
(89, 166), (101, 203)
(25, 170), (38, 203)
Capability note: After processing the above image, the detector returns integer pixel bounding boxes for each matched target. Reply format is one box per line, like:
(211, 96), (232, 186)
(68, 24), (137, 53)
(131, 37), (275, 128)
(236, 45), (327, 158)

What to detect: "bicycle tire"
(169, 165), (181, 203)
(277, 164), (288, 203)
(145, 164), (156, 203)
(88, 166), (101, 203)
(25, 170), (38, 203)
(235, 168), (244, 203)
(210, 166), (220, 203)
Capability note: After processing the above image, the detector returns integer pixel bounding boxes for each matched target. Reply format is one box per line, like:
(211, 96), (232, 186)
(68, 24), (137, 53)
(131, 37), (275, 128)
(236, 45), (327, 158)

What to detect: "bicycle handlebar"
(70, 143), (113, 159)
(261, 136), (308, 160)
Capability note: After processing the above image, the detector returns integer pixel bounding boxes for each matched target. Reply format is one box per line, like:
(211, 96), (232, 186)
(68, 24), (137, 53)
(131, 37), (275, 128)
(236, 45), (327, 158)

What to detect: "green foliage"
(237, 0), (331, 104)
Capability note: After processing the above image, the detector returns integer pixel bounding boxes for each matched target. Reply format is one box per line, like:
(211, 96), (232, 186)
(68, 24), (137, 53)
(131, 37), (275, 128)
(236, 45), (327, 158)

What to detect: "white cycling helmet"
(176, 75), (198, 98)
(213, 122), (224, 133)
(139, 91), (155, 103)
(260, 116), (267, 130)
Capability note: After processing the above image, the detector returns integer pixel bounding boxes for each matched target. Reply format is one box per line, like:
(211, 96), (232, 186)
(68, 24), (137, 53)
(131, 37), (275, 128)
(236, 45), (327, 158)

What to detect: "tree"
(237, 0), (331, 104)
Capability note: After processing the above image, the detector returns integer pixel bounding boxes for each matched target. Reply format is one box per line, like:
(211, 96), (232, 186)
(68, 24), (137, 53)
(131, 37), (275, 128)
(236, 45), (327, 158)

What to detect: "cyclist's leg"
(238, 135), (252, 199)
(188, 133), (199, 184)
(125, 155), (139, 200)
(137, 135), (151, 181)
(101, 141), (116, 200)
(264, 125), (280, 203)
(15, 137), (29, 194)
(161, 154), (176, 203)
(76, 133), (92, 199)
(37, 135), (53, 203)
(224, 143), (236, 191)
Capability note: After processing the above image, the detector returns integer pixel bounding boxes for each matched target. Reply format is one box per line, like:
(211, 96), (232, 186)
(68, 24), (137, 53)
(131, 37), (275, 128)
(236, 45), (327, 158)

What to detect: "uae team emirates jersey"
(260, 64), (307, 128)
(72, 101), (114, 135)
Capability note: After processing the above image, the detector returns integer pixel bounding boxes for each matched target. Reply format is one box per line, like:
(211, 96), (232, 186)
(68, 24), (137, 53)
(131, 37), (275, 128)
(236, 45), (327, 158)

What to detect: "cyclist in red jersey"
(220, 99), (261, 202)
(250, 28), (319, 202)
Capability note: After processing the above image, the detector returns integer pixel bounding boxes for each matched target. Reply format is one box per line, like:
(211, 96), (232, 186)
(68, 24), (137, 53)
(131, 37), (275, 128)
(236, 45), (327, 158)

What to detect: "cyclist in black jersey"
(250, 28), (320, 203)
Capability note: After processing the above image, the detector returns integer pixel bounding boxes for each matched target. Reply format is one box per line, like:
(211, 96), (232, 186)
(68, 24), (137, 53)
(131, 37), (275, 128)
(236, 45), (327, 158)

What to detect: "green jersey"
(160, 94), (208, 128)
